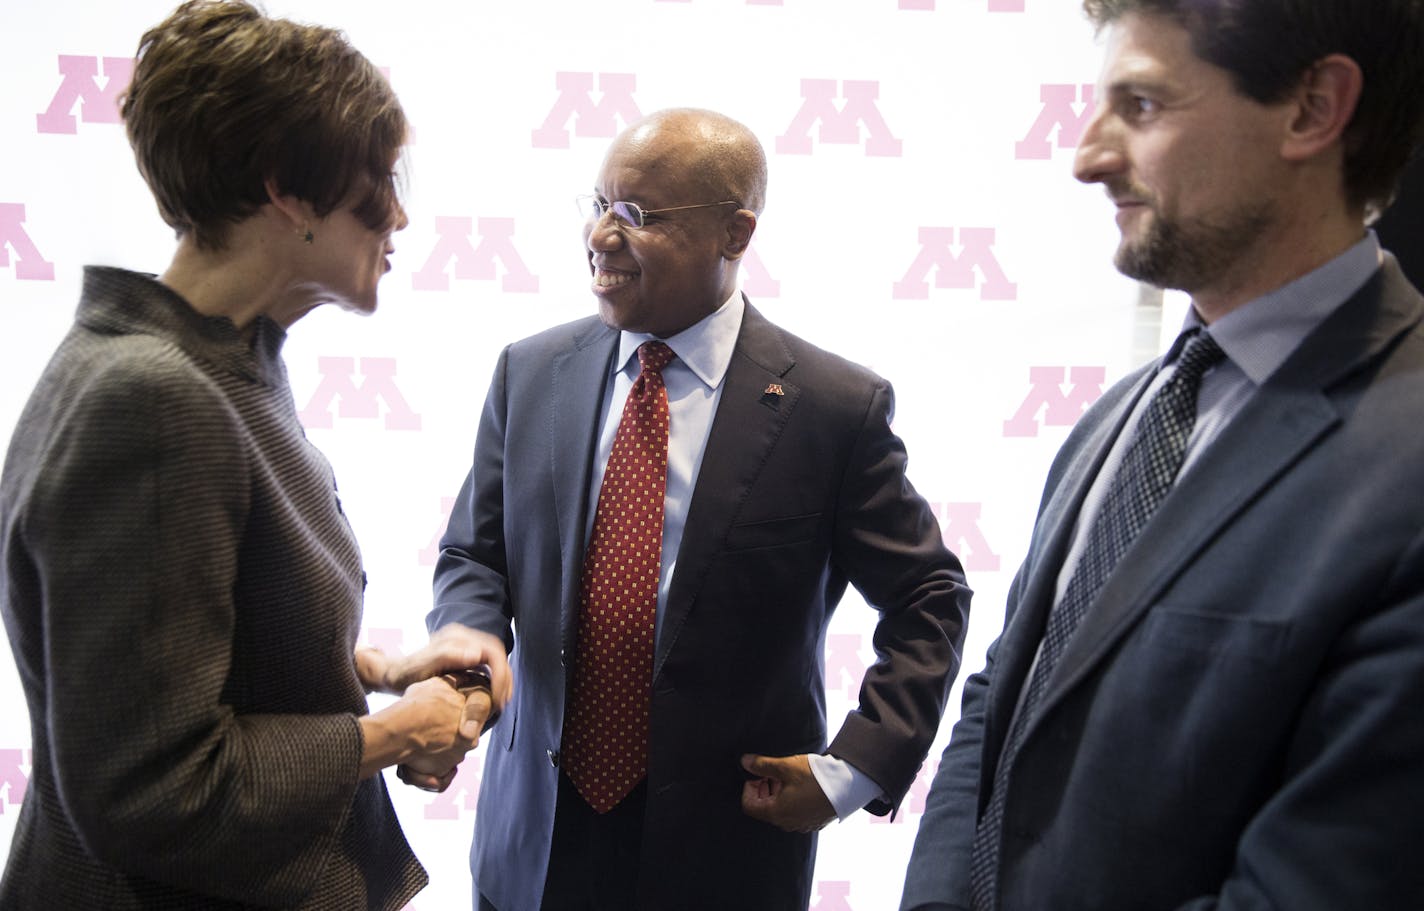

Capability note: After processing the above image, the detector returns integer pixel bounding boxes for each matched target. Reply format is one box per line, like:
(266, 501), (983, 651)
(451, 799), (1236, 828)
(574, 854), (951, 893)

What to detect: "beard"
(1114, 194), (1275, 293)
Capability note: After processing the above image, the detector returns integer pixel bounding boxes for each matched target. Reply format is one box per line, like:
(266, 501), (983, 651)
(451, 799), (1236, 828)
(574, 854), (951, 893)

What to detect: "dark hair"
(1083, 0), (1424, 214)
(120, 0), (408, 249)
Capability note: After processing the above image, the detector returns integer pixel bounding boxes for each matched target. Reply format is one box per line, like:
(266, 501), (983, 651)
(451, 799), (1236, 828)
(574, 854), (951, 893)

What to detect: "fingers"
(738, 753), (835, 834)
(438, 624), (513, 711)
(459, 687), (494, 741)
(353, 645), (391, 693)
(741, 778), (775, 825)
(481, 640), (514, 712)
(392, 625), (514, 712)
(396, 762), (458, 793)
(741, 753), (789, 780)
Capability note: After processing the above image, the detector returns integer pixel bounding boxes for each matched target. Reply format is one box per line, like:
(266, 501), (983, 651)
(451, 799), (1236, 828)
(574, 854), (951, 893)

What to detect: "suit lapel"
(1029, 258), (1423, 730)
(655, 302), (798, 675)
(981, 364), (1156, 762)
(550, 320), (618, 651)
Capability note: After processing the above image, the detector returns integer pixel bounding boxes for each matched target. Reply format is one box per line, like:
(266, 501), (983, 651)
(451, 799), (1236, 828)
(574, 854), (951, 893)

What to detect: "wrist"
(358, 710), (405, 778)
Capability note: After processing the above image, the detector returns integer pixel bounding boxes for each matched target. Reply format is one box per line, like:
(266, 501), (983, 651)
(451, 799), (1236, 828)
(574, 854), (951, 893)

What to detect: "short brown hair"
(121, 0), (408, 249)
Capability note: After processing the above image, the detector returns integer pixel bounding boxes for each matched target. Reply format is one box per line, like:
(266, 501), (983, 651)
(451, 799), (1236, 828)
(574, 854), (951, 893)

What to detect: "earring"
(301, 225), (314, 244)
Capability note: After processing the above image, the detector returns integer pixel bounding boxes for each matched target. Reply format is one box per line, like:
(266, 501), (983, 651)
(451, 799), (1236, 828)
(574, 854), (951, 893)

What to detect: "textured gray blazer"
(0, 268), (424, 909)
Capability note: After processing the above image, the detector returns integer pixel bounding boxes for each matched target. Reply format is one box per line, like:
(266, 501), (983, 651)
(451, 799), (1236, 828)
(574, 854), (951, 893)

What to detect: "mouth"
(592, 266), (635, 290)
(1111, 197), (1149, 228)
(1107, 183), (1150, 212)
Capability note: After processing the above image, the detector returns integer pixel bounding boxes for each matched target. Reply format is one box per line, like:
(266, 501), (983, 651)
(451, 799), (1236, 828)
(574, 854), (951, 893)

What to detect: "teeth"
(595, 270), (632, 288)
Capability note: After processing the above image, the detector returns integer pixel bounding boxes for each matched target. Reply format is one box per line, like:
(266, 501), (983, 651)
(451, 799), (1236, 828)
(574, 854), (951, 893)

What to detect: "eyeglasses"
(577, 194), (740, 229)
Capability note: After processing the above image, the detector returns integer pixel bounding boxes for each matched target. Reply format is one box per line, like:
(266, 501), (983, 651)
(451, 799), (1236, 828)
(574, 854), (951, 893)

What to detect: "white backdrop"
(0, 1), (1186, 907)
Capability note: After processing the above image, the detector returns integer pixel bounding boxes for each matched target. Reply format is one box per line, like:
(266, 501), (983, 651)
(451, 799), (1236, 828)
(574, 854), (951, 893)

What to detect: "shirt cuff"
(806, 753), (885, 820)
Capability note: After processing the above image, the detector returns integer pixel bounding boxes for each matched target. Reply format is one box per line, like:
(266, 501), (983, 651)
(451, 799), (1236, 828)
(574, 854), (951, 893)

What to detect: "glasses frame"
(577, 195), (741, 229)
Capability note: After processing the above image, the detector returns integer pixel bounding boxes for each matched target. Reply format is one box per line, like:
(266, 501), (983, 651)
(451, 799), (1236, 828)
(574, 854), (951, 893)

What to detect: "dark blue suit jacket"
(433, 301), (971, 911)
(902, 256), (1424, 910)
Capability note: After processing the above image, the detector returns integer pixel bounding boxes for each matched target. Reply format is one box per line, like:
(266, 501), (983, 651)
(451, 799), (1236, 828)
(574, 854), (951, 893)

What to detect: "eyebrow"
(1104, 74), (1175, 99)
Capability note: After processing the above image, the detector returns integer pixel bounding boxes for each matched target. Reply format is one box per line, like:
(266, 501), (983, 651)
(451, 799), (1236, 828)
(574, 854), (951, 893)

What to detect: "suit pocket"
(1142, 606), (1290, 665)
(723, 512), (823, 552)
(499, 705), (517, 751)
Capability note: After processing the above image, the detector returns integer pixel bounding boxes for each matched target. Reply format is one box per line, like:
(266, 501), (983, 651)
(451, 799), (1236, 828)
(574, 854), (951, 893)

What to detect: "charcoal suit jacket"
(432, 300), (971, 911)
(901, 255), (1424, 910)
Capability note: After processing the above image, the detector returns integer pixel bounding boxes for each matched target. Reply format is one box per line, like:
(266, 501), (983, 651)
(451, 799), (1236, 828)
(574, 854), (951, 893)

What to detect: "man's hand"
(395, 670), (496, 792)
(360, 623), (513, 713)
(740, 753), (836, 833)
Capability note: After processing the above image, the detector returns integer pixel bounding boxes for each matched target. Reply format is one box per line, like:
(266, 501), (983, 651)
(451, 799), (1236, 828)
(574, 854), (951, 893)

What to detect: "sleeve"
(824, 378), (973, 812)
(805, 753), (882, 820)
(897, 632), (1002, 911)
(899, 546), (1042, 911)
(19, 355), (364, 904)
(1173, 526), (1424, 910)
(429, 346), (516, 650)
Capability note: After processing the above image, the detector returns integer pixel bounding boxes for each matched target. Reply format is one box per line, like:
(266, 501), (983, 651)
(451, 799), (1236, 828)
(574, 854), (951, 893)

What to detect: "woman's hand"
(395, 671), (496, 792)
(357, 675), (480, 781)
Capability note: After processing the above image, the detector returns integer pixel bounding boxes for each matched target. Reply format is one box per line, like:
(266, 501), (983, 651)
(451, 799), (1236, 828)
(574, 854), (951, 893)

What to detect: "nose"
(585, 209), (625, 252)
(385, 198), (409, 235)
(1072, 101), (1122, 185)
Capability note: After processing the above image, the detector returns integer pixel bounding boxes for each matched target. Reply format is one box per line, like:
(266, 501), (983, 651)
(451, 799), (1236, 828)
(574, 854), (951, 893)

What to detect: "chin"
(597, 300), (639, 333)
(335, 293), (379, 316)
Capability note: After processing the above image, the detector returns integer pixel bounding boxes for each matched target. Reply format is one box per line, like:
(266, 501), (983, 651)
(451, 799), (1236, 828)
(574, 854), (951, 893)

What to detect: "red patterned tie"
(562, 340), (675, 813)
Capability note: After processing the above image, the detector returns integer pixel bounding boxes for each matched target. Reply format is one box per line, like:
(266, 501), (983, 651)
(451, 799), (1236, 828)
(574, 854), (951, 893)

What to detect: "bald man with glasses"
(423, 108), (971, 911)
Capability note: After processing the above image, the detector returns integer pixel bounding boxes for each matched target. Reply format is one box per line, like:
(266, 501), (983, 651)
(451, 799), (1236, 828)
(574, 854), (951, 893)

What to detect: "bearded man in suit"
(901, 2), (1424, 909)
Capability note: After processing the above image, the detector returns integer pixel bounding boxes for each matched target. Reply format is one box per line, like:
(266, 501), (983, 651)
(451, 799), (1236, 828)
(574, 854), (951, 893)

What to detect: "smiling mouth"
(594, 269), (634, 288)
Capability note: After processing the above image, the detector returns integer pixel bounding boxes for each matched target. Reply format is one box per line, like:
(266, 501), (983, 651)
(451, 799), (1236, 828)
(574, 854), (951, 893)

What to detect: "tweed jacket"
(0, 267), (424, 909)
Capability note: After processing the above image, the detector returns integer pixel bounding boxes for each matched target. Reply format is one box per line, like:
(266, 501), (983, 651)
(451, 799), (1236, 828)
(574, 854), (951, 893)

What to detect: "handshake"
(395, 668), (497, 793)
(356, 623), (513, 793)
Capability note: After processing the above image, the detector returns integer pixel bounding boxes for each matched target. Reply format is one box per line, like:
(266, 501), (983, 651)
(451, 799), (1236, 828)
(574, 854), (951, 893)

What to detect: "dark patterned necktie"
(969, 330), (1226, 909)
(561, 340), (675, 813)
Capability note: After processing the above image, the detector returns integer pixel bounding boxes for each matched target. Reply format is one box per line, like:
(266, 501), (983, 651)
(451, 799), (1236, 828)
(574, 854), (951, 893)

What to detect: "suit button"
(560, 648), (567, 668)
(547, 749), (559, 768)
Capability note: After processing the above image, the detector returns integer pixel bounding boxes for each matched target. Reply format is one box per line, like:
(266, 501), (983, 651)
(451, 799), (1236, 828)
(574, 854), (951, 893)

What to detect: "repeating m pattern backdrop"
(0, 1), (1171, 906)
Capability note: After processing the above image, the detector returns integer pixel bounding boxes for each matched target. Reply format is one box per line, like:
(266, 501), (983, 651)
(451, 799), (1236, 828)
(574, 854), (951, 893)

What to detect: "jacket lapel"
(654, 302), (797, 675)
(550, 319), (618, 651)
(1029, 258), (1423, 730)
(981, 364), (1156, 764)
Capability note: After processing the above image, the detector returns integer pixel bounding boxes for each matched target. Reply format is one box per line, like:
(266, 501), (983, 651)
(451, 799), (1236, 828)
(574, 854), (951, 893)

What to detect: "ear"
(722, 209), (758, 261)
(262, 177), (317, 232)
(1281, 54), (1363, 164)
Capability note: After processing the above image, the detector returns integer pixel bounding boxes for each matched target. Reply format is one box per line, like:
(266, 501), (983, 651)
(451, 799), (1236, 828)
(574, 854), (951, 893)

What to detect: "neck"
(1190, 197), (1366, 325)
(159, 222), (323, 330)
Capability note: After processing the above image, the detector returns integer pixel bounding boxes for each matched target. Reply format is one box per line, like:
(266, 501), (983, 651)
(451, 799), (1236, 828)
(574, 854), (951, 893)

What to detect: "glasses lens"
(610, 201), (644, 228)
(577, 195), (604, 220)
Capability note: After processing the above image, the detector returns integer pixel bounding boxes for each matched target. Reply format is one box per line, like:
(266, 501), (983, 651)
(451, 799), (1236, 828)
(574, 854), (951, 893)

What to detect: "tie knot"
(637, 340), (676, 375)
(1174, 330), (1226, 384)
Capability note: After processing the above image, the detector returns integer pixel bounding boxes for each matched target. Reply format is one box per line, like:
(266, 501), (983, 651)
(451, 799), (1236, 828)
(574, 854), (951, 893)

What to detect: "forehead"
(596, 125), (701, 201)
(1098, 11), (1222, 93)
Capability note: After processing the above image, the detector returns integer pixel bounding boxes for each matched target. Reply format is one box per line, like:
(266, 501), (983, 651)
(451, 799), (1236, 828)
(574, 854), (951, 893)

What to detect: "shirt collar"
(1176, 230), (1381, 383)
(614, 290), (745, 389)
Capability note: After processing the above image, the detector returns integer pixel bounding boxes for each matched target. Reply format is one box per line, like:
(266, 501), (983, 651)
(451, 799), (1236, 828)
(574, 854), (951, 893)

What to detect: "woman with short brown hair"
(0, 2), (507, 907)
